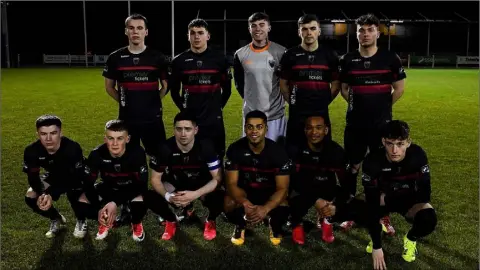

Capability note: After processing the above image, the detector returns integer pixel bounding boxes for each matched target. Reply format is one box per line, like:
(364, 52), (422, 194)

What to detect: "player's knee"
(414, 208), (437, 235)
(25, 196), (38, 209)
(78, 193), (90, 204)
(351, 163), (361, 173)
(223, 195), (238, 213)
(131, 195), (143, 202)
(314, 198), (328, 210)
(25, 188), (37, 198)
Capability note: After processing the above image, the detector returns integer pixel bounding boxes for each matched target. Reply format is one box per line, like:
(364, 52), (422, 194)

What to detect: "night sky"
(2, 1), (478, 65)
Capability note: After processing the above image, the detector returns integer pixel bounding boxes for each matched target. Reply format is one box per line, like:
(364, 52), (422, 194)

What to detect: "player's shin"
(130, 201), (147, 242)
(407, 208), (437, 241)
(268, 206), (289, 245)
(25, 196), (61, 220)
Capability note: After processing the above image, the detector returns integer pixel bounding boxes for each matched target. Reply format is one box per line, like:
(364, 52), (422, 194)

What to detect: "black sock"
(130, 201), (147, 224)
(269, 206), (289, 235)
(203, 190), (225, 221)
(407, 208), (437, 241)
(25, 196), (61, 220)
(144, 190), (177, 222)
(76, 202), (99, 221)
(379, 205), (389, 218)
(225, 207), (246, 228)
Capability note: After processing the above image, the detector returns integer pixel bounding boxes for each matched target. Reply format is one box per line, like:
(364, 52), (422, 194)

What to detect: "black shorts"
(344, 122), (387, 165)
(384, 194), (417, 217)
(244, 189), (275, 206)
(94, 182), (142, 206)
(40, 173), (84, 201)
(126, 118), (166, 157)
(196, 118), (226, 160)
(286, 112), (332, 148)
(290, 182), (337, 202)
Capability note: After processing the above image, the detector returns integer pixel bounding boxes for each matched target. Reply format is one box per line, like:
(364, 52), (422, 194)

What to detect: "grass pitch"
(1, 68), (478, 270)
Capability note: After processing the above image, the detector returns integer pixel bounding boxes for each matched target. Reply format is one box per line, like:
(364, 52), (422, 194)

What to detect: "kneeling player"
(145, 111), (223, 241)
(224, 110), (290, 246)
(84, 120), (148, 242)
(23, 115), (90, 238)
(287, 114), (353, 245)
(363, 120), (437, 269)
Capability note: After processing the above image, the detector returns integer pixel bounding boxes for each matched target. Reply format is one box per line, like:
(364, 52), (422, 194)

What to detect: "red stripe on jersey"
(292, 65), (329, 70)
(117, 66), (157, 71)
(105, 172), (131, 177)
(28, 167), (40, 173)
(295, 164), (342, 172)
(349, 70), (390, 75)
(183, 69), (219, 74)
(239, 166), (279, 173)
(391, 173), (420, 181)
(120, 81), (159, 91)
(295, 81), (330, 90)
(351, 84), (391, 94)
(172, 165), (202, 169)
(184, 83), (221, 93)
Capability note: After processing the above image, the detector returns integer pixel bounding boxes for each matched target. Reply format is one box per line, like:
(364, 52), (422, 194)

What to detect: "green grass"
(1, 68), (478, 270)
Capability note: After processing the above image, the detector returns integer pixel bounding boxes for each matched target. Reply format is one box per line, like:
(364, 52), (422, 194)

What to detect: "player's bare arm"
(105, 78), (119, 102)
(392, 79), (405, 104)
(341, 83), (350, 102)
(279, 78), (291, 103)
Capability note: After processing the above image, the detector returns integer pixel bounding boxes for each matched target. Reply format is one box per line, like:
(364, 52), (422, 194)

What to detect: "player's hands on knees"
(248, 205), (269, 224)
(319, 201), (336, 218)
(37, 194), (52, 211)
(171, 190), (199, 207)
(243, 201), (257, 224)
(372, 248), (387, 270)
(99, 202), (117, 228)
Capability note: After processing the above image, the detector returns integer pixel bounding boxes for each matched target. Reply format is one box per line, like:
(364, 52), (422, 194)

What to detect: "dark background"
(1, 1), (479, 66)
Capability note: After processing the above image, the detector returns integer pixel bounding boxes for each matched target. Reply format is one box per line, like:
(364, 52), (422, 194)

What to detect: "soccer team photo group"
(2, 2), (479, 270)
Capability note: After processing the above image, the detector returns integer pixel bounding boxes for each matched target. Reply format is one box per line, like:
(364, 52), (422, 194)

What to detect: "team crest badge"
(364, 61), (371, 68)
(197, 60), (203, 68)
(183, 156), (190, 163)
(268, 59), (276, 68)
(114, 164), (121, 172)
(308, 55), (315, 64)
(133, 57), (140, 65)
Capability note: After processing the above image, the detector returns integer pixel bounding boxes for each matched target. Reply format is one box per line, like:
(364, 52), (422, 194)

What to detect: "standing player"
(224, 110), (290, 246)
(23, 115), (89, 238)
(233, 12), (287, 142)
(362, 120), (436, 269)
(279, 14), (341, 147)
(169, 18), (232, 159)
(83, 120), (148, 242)
(338, 14), (406, 232)
(145, 110), (224, 241)
(102, 13), (169, 158)
(287, 114), (353, 245)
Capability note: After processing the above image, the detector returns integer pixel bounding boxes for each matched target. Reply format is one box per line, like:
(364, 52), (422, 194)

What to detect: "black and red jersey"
(339, 48), (406, 127)
(102, 46), (168, 123)
(22, 137), (85, 197)
(84, 143), (148, 194)
(149, 136), (221, 191)
(287, 140), (349, 196)
(225, 137), (291, 195)
(279, 45), (340, 118)
(169, 47), (231, 125)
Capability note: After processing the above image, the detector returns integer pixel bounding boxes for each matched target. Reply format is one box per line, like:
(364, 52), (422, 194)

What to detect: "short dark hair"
(305, 113), (326, 124)
(248, 12), (270, 25)
(174, 110), (197, 126)
(105, 119), (128, 133)
(36, 114), (62, 129)
(381, 120), (410, 140)
(355, 13), (380, 27)
(245, 110), (267, 124)
(188, 18), (208, 31)
(298, 14), (320, 28)
(125, 13), (148, 29)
